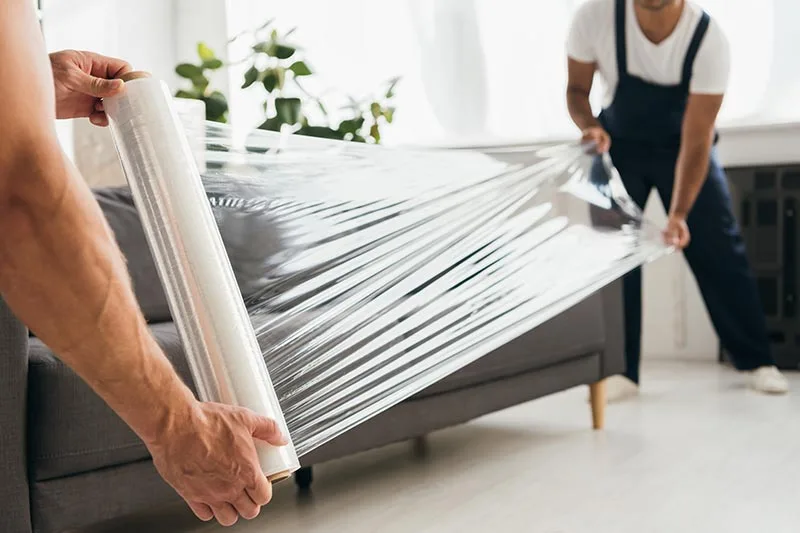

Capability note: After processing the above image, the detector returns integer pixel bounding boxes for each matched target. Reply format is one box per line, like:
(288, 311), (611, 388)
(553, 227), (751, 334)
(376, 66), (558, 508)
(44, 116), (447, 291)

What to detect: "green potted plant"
(174, 20), (398, 144)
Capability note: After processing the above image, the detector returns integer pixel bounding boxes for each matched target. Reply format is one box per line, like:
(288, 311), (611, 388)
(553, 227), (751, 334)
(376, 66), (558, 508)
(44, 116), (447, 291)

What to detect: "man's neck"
(634, 0), (685, 44)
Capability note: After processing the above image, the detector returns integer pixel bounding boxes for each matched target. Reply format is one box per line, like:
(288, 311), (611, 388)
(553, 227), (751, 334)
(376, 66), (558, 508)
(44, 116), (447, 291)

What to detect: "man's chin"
(634, 0), (674, 11)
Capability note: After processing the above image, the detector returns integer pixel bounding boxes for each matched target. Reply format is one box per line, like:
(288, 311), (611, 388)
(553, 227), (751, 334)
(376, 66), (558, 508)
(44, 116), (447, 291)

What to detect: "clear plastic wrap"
(199, 127), (668, 456)
(108, 75), (670, 464)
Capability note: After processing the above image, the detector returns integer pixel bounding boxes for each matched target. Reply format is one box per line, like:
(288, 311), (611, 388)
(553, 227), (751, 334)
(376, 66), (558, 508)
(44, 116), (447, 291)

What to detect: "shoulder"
(689, 10), (731, 94)
(567, 0), (614, 61)
(572, 0), (615, 25)
(692, 5), (730, 62)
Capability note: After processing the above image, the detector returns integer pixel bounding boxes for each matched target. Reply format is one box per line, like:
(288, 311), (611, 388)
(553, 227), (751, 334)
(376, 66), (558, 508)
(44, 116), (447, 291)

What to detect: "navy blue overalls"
(594, 0), (775, 383)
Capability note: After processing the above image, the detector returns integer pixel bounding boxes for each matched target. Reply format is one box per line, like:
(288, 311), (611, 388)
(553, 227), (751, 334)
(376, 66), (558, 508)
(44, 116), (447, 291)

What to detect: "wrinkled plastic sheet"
(107, 76), (668, 470)
(198, 124), (668, 456)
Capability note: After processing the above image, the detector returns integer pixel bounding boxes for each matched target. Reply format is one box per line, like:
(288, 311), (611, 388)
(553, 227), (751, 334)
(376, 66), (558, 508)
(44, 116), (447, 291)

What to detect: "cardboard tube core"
(268, 470), (292, 484)
(119, 71), (152, 82)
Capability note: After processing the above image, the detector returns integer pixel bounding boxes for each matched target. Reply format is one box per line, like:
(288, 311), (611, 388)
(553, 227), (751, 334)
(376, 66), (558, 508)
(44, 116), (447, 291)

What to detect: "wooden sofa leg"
(589, 380), (606, 430)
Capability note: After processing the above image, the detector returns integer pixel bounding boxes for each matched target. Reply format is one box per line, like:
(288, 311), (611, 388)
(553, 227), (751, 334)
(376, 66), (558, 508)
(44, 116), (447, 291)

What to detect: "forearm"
(670, 138), (713, 218)
(566, 89), (601, 131)
(0, 147), (194, 444)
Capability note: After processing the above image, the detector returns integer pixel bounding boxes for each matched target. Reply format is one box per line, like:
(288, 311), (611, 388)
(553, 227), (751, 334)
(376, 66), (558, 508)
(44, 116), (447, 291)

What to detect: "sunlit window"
(225, 0), (798, 145)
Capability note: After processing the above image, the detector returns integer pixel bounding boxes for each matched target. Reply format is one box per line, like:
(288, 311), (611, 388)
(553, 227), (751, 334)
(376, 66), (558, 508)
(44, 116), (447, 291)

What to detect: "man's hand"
(49, 50), (132, 126)
(581, 126), (611, 153)
(147, 401), (288, 527)
(663, 214), (690, 249)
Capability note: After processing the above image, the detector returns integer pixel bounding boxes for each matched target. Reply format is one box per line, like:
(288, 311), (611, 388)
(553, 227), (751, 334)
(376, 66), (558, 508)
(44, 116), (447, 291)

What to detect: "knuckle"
(239, 501), (260, 519)
(223, 486), (242, 503)
(219, 515), (238, 527)
(259, 416), (278, 433)
(227, 406), (249, 424)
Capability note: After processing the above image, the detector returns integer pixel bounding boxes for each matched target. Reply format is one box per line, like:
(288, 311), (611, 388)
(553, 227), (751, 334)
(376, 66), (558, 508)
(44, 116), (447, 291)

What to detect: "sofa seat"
(27, 323), (189, 482)
(27, 290), (605, 482)
(417, 291), (606, 397)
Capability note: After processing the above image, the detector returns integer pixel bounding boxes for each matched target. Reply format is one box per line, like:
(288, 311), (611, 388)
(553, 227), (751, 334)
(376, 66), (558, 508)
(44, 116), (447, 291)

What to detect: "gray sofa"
(1, 189), (625, 533)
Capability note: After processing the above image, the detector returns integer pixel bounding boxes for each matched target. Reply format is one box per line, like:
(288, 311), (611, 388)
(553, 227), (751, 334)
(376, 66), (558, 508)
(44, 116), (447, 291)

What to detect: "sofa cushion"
(94, 188), (172, 322)
(27, 291), (606, 481)
(94, 187), (291, 323)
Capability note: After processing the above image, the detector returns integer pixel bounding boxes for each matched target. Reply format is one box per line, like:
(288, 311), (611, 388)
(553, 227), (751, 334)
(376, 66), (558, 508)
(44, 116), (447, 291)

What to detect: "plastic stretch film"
(105, 73), (300, 481)
(108, 74), (671, 463)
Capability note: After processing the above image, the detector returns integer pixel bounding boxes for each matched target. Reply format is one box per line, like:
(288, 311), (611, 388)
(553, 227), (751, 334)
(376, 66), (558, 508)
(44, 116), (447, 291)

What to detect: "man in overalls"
(565, 0), (789, 399)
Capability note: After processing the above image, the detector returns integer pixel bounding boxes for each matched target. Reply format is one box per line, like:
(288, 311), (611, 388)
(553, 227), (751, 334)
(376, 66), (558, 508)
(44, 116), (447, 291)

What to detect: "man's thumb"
(79, 72), (124, 97)
(249, 414), (288, 446)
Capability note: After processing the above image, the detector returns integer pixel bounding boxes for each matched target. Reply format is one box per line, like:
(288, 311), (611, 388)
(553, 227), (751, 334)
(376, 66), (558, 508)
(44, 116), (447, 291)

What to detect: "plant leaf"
(298, 125), (344, 140)
(370, 102), (382, 119)
(192, 75), (210, 92)
(274, 44), (296, 60)
(338, 117), (365, 136)
(197, 42), (216, 62)
(176, 63), (203, 79)
(202, 58), (224, 70)
(175, 89), (198, 99)
(289, 61), (312, 77)
(384, 107), (395, 123)
(262, 69), (279, 92)
(370, 124), (381, 143)
(203, 91), (228, 122)
(252, 41), (271, 54)
(258, 116), (283, 132)
(275, 97), (303, 124)
(242, 65), (259, 89)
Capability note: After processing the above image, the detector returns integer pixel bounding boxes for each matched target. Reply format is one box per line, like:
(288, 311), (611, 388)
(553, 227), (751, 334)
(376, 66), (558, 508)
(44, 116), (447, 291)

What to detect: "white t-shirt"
(566, 0), (730, 108)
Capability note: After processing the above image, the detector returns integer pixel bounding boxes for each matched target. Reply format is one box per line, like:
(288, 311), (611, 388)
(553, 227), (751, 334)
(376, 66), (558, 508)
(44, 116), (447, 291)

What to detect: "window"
(224, 0), (798, 146)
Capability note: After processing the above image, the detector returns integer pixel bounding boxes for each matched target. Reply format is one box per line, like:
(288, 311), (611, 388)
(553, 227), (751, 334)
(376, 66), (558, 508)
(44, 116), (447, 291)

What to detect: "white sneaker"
(606, 375), (640, 403)
(750, 366), (789, 395)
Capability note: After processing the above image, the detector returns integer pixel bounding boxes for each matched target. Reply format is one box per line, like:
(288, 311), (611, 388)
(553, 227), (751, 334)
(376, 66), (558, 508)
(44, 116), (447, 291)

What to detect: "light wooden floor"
(82, 360), (800, 533)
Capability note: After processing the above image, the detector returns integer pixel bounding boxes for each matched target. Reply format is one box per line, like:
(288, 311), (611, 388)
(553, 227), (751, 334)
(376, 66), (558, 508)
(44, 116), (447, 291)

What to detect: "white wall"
(41, 0), (176, 171)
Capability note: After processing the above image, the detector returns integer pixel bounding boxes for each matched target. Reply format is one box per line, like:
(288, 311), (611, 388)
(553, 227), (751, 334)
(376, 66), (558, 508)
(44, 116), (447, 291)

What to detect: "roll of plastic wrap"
(105, 72), (299, 482)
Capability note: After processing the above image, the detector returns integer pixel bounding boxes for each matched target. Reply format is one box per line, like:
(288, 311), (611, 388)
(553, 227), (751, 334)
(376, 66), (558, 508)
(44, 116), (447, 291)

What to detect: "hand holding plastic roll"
(104, 72), (299, 482)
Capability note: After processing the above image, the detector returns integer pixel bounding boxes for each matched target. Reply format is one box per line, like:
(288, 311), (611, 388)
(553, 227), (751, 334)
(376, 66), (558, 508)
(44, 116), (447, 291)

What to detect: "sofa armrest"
(0, 297), (32, 531)
(600, 279), (626, 378)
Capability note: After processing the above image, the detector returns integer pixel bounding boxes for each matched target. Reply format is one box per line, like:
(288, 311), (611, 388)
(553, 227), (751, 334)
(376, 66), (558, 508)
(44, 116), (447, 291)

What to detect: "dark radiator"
(722, 165), (800, 370)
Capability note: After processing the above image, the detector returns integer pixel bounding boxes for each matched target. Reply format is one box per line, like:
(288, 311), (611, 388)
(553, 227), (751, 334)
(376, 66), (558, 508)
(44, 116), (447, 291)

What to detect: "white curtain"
(224, 0), (795, 145)
(407, 0), (488, 138)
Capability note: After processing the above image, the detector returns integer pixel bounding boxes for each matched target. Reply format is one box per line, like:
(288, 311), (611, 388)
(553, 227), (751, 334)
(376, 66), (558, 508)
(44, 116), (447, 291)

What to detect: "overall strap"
(681, 11), (711, 87)
(614, 0), (628, 77)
